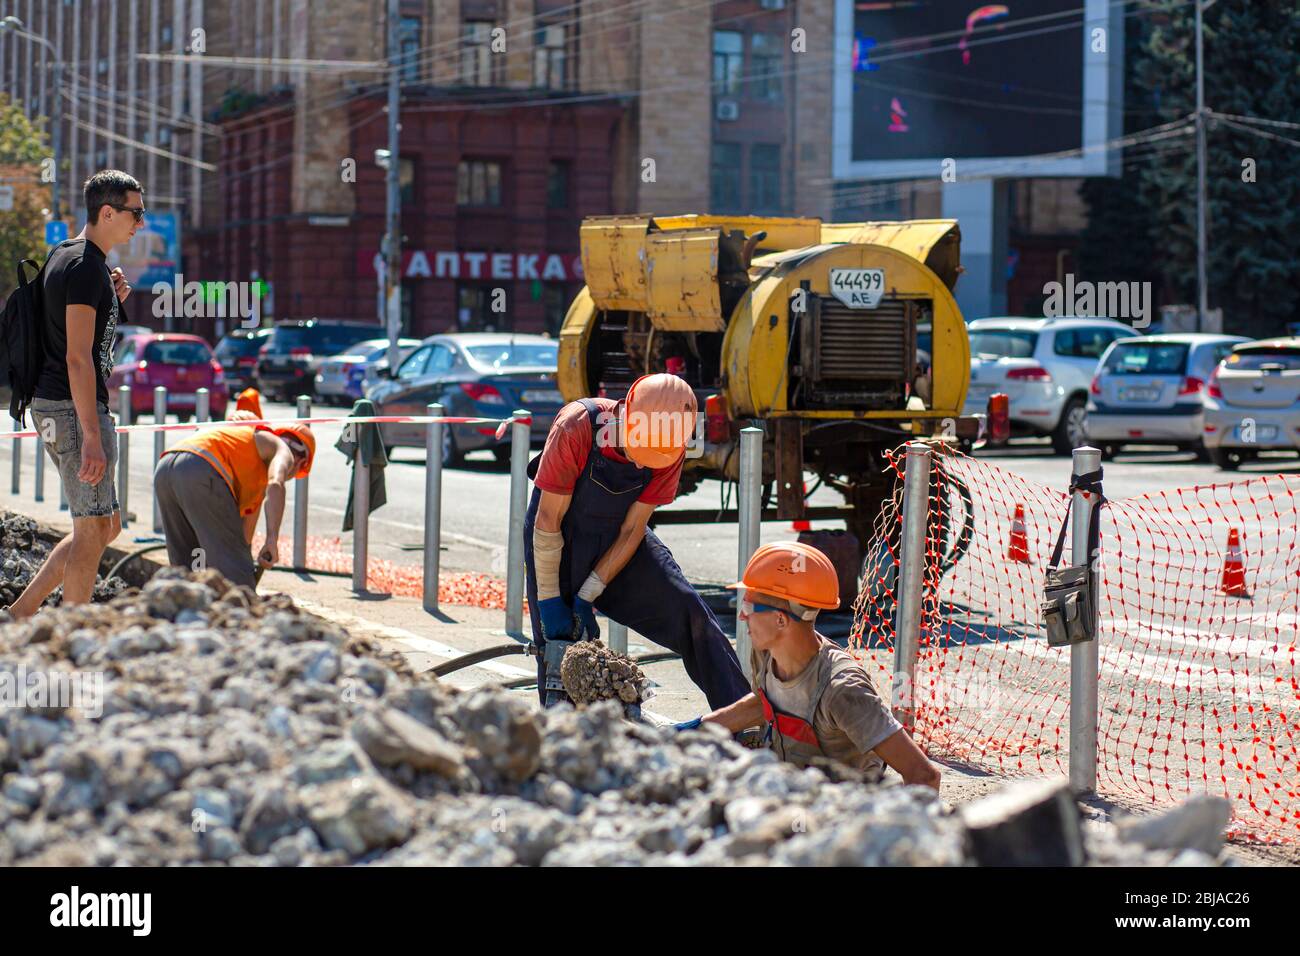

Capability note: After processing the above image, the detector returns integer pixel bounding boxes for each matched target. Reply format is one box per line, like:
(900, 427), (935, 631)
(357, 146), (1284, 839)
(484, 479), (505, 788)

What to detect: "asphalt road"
(6, 397), (1297, 585)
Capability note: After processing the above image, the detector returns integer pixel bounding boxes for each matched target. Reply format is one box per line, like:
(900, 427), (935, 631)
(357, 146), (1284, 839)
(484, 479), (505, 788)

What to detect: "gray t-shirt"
(755, 637), (903, 781)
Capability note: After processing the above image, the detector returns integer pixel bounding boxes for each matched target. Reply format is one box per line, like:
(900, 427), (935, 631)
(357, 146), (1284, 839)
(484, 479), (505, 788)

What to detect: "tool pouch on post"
(1041, 468), (1104, 648)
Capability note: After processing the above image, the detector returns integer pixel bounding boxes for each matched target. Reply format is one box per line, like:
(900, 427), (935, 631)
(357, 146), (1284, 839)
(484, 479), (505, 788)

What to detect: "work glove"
(572, 597), (600, 642)
(537, 597), (573, 641)
(674, 717), (703, 732)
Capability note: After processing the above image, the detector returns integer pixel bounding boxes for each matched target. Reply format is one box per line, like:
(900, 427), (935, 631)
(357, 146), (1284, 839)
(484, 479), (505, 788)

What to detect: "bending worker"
(524, 373), (750, 710)
(153, 414), (315, 589)
(696, 541), (941, 789)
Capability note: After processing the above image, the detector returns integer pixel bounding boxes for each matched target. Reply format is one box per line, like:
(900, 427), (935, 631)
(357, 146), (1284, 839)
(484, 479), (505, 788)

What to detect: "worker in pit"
(524, 372), (750, 709)
(689, 541), (941, 789)
(152, 397), (315, 589)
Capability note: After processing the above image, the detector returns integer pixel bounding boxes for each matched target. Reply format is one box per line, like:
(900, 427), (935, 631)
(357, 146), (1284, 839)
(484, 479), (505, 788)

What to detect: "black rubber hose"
(428, 642), (529, 677)
(105, 543), (170, 581)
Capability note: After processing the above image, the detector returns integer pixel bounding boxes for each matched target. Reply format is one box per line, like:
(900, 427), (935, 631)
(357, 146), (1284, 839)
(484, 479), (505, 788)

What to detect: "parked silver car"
(1085, 334), (1248, 459)
(314, 338), (421, 406)
(1202, 337), (1300, 470)
(962, 317), (1136, 454)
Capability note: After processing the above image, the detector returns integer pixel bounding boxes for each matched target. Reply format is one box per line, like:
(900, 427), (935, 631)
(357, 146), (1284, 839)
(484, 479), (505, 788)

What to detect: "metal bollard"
(504, 409), (530, 638)
(117, 385), (131, 527)
(607, 619), (629, 656)
(1070, 445), (1103, 795)
(735, 426), (764, 679)
(423, 403), (444, 613)
(351, 438), (370, 592)
(892, 441), (933, 733)
(152, 386), (167, 532)
(10, 417), (21, 495)
(196, 387), (210, 423)
(34, 419), (44, 502)
(293, 395), (311, 570)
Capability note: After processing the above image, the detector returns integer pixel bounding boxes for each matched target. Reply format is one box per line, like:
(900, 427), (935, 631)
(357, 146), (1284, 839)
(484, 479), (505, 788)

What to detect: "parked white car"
(962, 317), (1136, 454)
(1202, 337), (1300, 470)
(1085, 333), (1248, 459)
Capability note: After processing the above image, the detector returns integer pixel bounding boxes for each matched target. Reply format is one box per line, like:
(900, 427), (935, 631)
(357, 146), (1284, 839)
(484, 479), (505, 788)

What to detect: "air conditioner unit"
(716, 99), (740, 122)
(759, 0), (786, 9)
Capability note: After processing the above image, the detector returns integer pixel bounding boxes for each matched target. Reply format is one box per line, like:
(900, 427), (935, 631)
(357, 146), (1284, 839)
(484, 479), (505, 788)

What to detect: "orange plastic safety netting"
(251, 534), (513, 610)
(850, 444), (1300, 842)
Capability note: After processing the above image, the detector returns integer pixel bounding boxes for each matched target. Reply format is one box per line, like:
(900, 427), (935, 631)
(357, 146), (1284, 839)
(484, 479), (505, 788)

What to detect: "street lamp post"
(1, 16), (63, 222)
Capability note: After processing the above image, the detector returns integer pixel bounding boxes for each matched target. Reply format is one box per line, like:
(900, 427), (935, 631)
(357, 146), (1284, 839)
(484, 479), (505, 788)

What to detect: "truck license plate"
(829, 269), (886, 309)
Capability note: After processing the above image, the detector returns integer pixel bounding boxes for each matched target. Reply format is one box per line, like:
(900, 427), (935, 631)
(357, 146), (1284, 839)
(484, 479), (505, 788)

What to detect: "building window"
(750, 144), (782, 212)
(457, 284), (509, 332)
(161, 25), (173, 46)
(711, 142), (742, 213)
(399, 16), (422, 83)
(543, 284), (569, 337)
(712, 31), (744, 95)
(534, 23), (570, 90)
(461, 21), (501, 87)
(749, 34), (783, 101)
(457, 160), (502, 206)
(546, 160), (569, 210)
(399, 157), (416, 206)
(159, 127), (172, 146)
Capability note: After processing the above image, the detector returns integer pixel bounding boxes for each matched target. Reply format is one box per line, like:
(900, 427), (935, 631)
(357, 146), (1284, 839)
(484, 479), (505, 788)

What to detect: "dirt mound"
(560, 641), (646, 705)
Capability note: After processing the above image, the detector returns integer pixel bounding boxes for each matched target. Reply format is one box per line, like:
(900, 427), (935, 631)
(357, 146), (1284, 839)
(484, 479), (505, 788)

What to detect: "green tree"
(1083, 2), (1300, 336)
(0, 92), (51, 302)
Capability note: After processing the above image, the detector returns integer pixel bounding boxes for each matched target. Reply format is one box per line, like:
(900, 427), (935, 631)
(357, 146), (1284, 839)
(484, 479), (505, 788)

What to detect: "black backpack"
(0, 255), (48, 425)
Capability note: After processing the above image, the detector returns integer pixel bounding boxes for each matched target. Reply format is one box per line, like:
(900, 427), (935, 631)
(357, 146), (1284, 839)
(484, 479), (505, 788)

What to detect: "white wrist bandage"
(576, 570), (606, 603)
(532, 527), (564, 601)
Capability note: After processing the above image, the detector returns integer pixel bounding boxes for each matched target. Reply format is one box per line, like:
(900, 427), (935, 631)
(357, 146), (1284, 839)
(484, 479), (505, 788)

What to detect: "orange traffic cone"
(791, 480), (811, 532)
(1220, 528), (1248, 596)
(1007, 504), (1030, 563)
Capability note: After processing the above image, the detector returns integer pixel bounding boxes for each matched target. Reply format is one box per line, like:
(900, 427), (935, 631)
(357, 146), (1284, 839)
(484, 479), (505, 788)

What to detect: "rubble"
(0, 512), (129, 609)
(0, 559), (1233, 867)
(560, 640), (647, 706)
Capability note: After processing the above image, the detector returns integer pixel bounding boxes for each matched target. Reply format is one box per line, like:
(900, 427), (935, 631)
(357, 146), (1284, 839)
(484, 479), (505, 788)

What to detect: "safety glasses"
(110, 203), (146, 223)
(739, 596), (784, 617)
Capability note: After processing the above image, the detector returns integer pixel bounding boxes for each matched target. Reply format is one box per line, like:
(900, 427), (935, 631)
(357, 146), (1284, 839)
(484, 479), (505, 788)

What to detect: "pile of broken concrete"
(0, 512), (128, 609)
(0, 568), (1233, 866)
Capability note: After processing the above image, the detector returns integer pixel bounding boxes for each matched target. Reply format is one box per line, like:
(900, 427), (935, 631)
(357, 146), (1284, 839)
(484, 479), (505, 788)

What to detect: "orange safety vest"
(164, 426), (269, 516)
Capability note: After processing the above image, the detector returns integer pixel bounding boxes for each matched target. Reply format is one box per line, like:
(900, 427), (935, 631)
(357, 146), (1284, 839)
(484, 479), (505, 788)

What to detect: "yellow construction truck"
(557, 214), (996, 554)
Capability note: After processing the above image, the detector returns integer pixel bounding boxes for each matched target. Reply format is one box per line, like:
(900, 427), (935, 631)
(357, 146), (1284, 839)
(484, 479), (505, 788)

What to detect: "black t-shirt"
(35, 238), (119, 407)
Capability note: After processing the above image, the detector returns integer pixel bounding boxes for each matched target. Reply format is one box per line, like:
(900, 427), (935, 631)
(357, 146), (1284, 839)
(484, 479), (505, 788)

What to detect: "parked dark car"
(255, 319), (380, 402)
(366, 333), (562, 465)
(214, 327), (273, 396)
(108, 333), (228, 420)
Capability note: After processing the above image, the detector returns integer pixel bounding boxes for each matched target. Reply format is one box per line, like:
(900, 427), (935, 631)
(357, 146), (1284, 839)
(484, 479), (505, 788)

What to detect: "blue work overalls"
(523, 399), (750, 710)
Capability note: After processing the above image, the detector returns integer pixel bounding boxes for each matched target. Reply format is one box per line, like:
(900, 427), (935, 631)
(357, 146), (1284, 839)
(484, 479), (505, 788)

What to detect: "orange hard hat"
(728, 541), (841, 620)
(272, 423), (316, 479)
(622, 373), (697, 470)
(235, 388), (264, 420)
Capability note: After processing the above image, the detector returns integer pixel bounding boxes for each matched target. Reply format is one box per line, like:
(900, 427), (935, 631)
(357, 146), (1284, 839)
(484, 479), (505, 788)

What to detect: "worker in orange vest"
(694, 541), (941, 789)
(153, 393), (315, 587)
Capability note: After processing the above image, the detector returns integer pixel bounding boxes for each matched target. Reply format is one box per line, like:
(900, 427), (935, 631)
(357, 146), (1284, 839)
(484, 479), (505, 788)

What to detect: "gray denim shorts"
(31, 397), (120, 518)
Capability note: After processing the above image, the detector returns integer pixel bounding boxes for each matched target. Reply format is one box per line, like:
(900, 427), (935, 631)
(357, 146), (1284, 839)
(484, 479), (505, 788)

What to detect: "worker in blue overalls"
(523, 373), (750, 709)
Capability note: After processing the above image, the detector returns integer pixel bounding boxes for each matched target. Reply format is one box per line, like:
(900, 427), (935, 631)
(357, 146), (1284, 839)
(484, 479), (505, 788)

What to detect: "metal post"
(10, 417), (21, 495)
(1194, 0), (1207, 332)
(735, 426), (764, 678)
(33, 415), (44, 502)
(292, 395), (310, 570)
(607, 620), (629, 656)
(893, 441), (933, 733)
(351, 448), (370, 592)
(195, 387), (209, 423)
(1070, 445), (1103, 795)
(152, 386), (166, 532)
(117, 385), (130, 527)
(423, 402), (444, 613)
(504, 409), (530, 637)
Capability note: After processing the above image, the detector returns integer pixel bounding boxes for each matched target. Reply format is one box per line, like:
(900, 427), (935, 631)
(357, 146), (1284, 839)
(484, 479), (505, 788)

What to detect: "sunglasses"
(739, 596), (784, 617)
(109, 203), (146, 224)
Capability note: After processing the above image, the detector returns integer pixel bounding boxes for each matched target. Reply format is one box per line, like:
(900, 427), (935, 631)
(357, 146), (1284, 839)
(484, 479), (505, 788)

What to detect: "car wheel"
(1099, 443), (1120, 461)
(492, 444), (512, 465)
(1210, 446), (1242, 470)
(441, 427), (463, 468)
(1052, 397), (1088, 455)
(1192, 441), (1212, 463)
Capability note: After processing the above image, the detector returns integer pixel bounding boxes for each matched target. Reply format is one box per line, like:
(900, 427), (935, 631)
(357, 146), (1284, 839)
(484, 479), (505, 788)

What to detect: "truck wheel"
(1052, 397), (1088, 455)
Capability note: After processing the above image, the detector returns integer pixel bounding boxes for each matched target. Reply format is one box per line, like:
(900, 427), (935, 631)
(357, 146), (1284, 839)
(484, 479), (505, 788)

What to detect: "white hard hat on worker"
(619, 372), (697, 469)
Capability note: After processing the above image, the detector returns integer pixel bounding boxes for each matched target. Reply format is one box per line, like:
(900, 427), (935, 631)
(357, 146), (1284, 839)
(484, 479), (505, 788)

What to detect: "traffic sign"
(45, 220), (68, 246)
(0, 185), (13, 211)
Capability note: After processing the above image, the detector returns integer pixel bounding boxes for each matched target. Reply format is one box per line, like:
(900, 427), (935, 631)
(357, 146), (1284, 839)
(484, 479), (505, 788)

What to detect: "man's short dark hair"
(84, 170), (143, 224)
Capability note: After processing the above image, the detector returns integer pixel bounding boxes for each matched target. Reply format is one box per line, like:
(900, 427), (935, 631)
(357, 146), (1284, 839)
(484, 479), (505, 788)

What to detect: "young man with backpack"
(5, 170), (142, 618)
